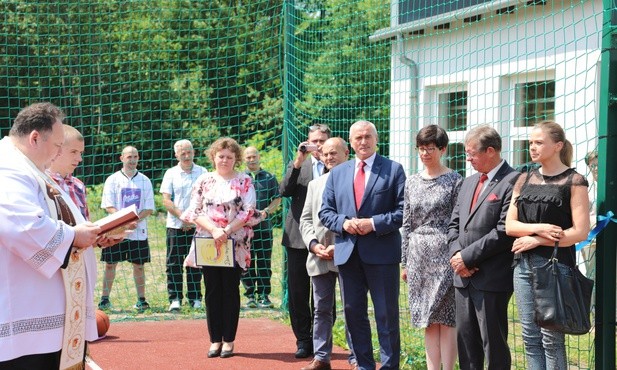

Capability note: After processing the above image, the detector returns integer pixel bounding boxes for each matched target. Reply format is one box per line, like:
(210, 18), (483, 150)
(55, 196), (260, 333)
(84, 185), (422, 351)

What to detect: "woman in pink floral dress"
(182, 137), (260, 359)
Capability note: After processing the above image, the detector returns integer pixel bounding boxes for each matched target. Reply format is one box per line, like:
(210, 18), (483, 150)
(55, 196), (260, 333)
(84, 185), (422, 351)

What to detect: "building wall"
(389, 0), (602, 176)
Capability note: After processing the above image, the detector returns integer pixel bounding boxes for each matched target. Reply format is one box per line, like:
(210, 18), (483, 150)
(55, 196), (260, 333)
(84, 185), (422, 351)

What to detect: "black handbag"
(531, 242), (594, 335)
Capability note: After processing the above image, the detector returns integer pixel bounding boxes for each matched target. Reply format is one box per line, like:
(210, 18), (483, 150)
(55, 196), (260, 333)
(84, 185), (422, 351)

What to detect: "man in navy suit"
(319, 121), (406, 370)
(448, 125), (519, 369)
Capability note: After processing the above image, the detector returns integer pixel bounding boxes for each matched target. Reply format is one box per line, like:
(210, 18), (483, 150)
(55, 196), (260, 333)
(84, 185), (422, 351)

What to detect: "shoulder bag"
(532, 242), (594, 335)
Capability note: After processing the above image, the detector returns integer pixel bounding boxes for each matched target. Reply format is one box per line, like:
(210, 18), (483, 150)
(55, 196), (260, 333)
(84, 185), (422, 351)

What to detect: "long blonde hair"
(534, 121), (573, 167)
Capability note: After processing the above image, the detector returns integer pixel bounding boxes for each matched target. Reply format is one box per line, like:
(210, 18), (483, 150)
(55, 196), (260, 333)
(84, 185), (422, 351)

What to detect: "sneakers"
(245, 299), (257, 309)
(168, 299), (181, 312)
(98, 297), (111, 310)
(258, 297), (274, 309)
(192, 300), (203, 309)
(134, 298), (150, 311)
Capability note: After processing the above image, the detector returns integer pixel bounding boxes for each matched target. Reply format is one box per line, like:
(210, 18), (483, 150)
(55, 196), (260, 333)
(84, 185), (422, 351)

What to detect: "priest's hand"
(96, 233), (125, 248)
(72, 222), (101, 248)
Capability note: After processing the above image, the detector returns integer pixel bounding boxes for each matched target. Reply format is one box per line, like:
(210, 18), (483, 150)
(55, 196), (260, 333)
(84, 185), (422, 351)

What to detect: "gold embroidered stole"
(24, 160), (87, 370)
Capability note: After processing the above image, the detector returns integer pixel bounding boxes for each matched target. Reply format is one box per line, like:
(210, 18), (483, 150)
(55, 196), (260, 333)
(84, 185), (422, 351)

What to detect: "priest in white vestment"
(0, 103), (109, 370)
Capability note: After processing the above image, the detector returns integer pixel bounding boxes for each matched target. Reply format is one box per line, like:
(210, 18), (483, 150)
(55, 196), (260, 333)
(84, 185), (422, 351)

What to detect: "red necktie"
(470, 173), (488, 210)
(354, 161), (366, 210)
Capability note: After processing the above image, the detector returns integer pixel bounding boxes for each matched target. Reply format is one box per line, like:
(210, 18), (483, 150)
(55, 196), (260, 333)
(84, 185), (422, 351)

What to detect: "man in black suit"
(280, 123), (331, 358)
(447, 125), (520, 369)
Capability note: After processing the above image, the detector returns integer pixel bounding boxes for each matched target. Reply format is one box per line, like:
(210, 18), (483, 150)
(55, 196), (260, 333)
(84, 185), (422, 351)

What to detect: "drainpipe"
(397, 33), (419, 173)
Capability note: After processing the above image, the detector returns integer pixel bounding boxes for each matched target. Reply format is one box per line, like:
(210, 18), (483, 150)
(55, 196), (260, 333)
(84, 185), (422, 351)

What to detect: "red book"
(94, 204), (139, 236)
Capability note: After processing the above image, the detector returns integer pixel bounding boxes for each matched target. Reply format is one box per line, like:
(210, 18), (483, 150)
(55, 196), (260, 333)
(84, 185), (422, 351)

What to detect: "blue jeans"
(513, 253), (567, 369)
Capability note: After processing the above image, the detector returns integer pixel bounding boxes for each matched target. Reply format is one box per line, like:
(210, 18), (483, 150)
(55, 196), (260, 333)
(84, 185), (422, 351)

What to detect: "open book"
(94, 204), (139, 236)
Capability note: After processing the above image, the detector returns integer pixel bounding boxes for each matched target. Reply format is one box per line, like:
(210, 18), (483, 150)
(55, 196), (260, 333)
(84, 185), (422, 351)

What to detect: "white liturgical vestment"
(0, 136), (98, 364)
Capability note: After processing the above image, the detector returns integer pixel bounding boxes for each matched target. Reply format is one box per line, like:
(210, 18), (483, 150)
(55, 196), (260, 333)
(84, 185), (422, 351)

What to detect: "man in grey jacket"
(299, 137), (356, 370)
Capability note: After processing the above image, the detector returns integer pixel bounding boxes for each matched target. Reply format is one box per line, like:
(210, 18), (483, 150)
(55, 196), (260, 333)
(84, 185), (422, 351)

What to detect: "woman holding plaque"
(182, 137), (260, 359)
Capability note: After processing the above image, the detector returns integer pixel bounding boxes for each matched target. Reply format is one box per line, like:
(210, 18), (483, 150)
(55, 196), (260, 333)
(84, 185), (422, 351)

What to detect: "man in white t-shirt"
(99, 145), (155, 311)
(160, 139), (207, 311)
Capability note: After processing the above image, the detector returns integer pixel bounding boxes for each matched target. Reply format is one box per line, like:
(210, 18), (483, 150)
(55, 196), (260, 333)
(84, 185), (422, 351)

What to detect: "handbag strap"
(550, 241), (559, 261)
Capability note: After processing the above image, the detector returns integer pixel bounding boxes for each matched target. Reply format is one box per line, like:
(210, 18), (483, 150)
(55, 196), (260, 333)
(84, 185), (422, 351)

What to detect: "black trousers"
(166, 228), (202, 302)
(0, 351), (61, 370)
(455, 285), (512, 370)
(241, 226), (273, 299)
(286, 246), (313, 350)
(203, 266), (242, 343)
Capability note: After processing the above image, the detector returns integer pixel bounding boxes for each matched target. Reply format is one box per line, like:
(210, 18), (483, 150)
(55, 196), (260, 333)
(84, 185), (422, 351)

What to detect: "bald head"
(321, 137), (349, 171)
(120, 146), (139, 173)
(244, 146), (261, 172)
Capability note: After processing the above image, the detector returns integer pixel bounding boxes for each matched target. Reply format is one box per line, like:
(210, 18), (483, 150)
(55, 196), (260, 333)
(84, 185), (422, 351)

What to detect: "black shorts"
(101, 239), (151, 264)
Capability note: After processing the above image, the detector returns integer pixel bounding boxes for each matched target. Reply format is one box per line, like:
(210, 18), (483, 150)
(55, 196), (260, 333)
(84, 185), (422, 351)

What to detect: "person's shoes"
(168, 300), (181, 312)
(257, 297), (274, 308)
(134, 299), (150, 311)
(220, 342), (234, 358)
(98, 297), (111, 310)
(192, 300), (202, 309)
(350, 362), (359, 370)
(301, 359), (332, 370)
(295, 348), (313, 359)
(245, 298), (257, 309)
(207, 342), (222, 358)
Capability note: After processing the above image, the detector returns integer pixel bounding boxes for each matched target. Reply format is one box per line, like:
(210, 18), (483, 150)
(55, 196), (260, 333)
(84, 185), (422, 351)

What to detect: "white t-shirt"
(101, 170), (155, 241)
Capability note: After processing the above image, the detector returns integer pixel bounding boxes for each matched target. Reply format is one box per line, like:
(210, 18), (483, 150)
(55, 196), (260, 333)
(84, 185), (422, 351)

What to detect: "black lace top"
(513, 168), (588, 266)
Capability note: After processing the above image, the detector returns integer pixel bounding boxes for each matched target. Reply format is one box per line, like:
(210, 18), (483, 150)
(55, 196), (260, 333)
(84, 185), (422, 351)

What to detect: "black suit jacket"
(447, 162), (520, 292)
(280, 159), (316, 249)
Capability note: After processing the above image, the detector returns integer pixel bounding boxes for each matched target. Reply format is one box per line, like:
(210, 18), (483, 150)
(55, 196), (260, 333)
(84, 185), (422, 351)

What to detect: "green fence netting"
(1, 0), (614, 368)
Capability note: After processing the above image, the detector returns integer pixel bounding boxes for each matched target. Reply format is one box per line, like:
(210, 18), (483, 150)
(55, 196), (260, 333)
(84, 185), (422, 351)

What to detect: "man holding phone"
(280, 123), (331, 358)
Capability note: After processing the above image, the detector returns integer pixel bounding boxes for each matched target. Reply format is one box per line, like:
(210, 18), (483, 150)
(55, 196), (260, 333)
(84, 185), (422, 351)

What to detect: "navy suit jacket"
(447, 162), (520, 292)
(319, 154), (406, 266)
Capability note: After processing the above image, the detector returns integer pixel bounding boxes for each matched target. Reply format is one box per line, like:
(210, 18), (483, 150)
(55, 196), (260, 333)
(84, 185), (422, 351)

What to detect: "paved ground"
(88, 318), (354, 370)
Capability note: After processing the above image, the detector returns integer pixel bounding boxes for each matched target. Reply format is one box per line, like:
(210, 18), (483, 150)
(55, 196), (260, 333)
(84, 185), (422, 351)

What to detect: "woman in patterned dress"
(401, 125), (462, 370)
(506, 121), (589, 369)
(182, 137), (261, 359)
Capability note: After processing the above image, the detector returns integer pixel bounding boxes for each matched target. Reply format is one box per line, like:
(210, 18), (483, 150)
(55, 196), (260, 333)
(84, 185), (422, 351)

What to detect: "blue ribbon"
(576, 211), (617, 251)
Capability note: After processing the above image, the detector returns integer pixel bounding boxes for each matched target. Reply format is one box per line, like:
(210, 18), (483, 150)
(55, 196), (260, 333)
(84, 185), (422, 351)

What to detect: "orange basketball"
(96, 309), (110, 337)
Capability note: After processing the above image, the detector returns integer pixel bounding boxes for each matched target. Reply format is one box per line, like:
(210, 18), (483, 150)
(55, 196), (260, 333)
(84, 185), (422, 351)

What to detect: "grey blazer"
(299, 173), (337, 277)
(447, 161), (520, 292)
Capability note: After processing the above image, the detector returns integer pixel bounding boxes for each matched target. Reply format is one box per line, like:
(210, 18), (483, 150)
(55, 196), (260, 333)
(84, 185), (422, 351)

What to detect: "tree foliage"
(0, 0), (390, 183)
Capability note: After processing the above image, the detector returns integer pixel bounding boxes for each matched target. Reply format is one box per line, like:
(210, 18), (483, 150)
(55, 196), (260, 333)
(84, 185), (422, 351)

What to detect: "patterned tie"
(354, 161), (366, 210)
(470, 173), (488, 210)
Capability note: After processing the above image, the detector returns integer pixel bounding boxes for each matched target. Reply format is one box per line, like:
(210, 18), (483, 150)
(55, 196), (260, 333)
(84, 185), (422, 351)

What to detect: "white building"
(371, 0), (602, 177)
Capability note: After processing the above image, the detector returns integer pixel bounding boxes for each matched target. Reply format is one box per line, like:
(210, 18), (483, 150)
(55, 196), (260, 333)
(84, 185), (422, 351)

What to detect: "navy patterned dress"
(402, 171), (462, 328)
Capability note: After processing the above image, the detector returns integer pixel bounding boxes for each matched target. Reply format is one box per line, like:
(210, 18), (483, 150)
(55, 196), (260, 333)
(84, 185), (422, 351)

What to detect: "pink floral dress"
(182, 172), (260, 270)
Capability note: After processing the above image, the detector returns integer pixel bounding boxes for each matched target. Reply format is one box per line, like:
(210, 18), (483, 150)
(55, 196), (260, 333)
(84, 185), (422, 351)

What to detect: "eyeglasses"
(464, 149), (485, 158)
(589, 164), (598, 170)
(309, 124), (331, 134)
(416, 146), (439, 154)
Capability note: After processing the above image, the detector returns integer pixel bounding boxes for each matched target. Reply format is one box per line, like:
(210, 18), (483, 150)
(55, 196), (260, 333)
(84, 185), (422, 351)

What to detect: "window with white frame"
(515, 79), (555, 127)
(502, 72), (555, 168)
(427, 85), (468, 176)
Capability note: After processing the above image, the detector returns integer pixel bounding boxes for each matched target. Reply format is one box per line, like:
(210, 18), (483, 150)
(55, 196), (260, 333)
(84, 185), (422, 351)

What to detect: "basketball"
(96, 309), (110, 337)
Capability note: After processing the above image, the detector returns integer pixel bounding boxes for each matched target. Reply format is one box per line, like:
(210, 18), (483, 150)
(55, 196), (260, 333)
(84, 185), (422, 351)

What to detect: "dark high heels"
(220, 342), (234, 358)
(207, 342), (222, 358)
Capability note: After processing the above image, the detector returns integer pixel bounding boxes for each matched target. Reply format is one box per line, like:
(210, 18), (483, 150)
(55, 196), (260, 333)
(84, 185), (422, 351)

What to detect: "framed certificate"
(194, 237), (235, 267)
